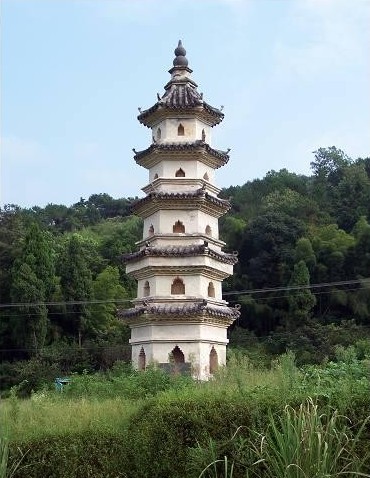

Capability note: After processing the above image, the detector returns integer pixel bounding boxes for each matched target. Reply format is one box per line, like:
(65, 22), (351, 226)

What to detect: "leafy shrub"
(8, 431), (128, 478)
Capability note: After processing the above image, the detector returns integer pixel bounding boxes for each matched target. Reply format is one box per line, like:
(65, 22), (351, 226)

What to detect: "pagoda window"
(201, 129), (206, 141)
(143, 281), (150, 297)
(205, 225), (212, 236)
(178, 123), (185, 136)
(153, 173), (158, 180)
(156, 128), (161, 141)
(175, 168), (185, 177)
(138, 347), (146, 371)
(209, 347), (218, 374)
(148, 224), (154, 236)
(170, 346), (185, 364)
(173, 220), (185, 233)
(171, 277), (185, 295)
(203, 172), (209, 181)
(208, 282), (215, 298)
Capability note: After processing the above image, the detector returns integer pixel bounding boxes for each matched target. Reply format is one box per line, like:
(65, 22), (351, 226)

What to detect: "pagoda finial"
(173, 40), (188, 67)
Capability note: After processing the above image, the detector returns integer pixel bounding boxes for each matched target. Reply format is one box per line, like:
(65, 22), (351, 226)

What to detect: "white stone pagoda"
(119, 41), (240, 380)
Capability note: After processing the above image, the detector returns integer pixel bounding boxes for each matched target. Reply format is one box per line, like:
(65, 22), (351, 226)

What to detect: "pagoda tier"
(121, 244), (238, 265)
(134, 141), (230, 170)
(132, 189), (231, 218)
(119, 301), (240, 327)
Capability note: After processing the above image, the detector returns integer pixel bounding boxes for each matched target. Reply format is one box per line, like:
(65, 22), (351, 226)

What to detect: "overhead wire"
(0, 278), (368, 310)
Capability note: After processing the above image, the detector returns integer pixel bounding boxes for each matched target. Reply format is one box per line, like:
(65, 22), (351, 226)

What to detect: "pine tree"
(59, 234), (93, 345)
(9, 223), (56, 355)
(287, 260), (316, 330)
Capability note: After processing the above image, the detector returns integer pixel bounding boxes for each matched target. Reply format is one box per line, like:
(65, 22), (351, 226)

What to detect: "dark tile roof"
(132, 188), (231, 212)
(121, 244), (238, 265)
(119, 301), (241, 320)
(137, 84), (224, 126)
(134, 140), (229, 163)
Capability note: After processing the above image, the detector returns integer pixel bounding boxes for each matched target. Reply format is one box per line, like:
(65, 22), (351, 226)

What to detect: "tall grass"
(196, 399), (370, 478)
(257, 399), (370, 478)
(1, 396), (139, 442)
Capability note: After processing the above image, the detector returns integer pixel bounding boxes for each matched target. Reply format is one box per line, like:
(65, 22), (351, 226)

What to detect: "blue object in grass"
(55, 377), (70, 392)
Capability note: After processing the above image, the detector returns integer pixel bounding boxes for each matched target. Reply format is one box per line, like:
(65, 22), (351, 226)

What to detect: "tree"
(239, 212), (306, 288)
(8, 222), (56, 356)
(59, 234), (94, 345)
(287, 260), (316, 330)
(90, 266), (128, 334)
(10, 263), (48, 355)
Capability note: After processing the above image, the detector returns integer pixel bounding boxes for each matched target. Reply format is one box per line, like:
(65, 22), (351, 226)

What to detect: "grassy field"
(1, 351), (370, 478)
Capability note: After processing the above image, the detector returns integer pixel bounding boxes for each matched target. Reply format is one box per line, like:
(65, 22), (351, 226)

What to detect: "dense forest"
(1, 146), (370, 393)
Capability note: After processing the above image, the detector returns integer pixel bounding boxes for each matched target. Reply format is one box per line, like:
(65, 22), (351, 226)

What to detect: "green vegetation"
(1, 352), (369, 477)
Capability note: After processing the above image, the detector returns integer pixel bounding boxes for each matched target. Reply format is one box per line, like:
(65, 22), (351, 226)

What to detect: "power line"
(0, 278), (368, 309)
(223, 278), (370, 297)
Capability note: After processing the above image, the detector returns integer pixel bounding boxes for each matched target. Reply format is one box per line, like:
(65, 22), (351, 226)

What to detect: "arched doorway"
(173, 220), (185, 233)
(138, 347), (146, 371)
(171, 277), (185, 295)
(207, 282), (215, 298)
(170, 346), (185, 364)
(209, 347), (218, 374)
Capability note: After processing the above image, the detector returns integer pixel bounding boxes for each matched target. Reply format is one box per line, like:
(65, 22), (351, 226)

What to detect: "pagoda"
(119, 41), (240, 380)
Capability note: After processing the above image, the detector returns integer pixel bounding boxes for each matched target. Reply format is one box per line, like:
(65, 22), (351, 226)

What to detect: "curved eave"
(121, 245), (238, 266)
(125, 264), (232, 281)
(132, 191), (231, 219)
(134, 141), (229, 170)
(118, 303), (240, 326)
(137, 102), (224, 127)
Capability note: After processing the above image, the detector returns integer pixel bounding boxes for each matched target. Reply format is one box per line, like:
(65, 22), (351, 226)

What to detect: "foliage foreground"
(1, 353), (370, 478)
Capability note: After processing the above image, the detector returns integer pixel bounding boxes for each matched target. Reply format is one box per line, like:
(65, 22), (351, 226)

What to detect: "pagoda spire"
(173, 40), (188, 67)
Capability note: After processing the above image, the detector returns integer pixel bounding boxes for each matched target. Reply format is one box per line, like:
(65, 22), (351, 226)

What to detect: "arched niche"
(170, 346), (185, 364)
(201, 129), (206, 141)
(143, 281), (150, 297)
(153, 173), (158, 180)
(205, 225), (212, 236)
(207, 282), (215, 298)
(175, 168), (185, 177)
(173, 220), (185, 233)
(138, 347), (146, 371)
(203, 172), (209, 181)
(209, 347), (218, 374)
(171, 277), (185, 295)
(148, 224), (154, 236)
(156, 128), (161, 141)
(177, 123), (185, 136)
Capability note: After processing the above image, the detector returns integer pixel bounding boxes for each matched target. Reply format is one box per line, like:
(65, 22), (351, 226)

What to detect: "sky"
(1, 0), (370, 208)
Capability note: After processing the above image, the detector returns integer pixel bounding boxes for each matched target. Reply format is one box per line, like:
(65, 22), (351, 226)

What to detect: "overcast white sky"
(1, 0), (370, 208)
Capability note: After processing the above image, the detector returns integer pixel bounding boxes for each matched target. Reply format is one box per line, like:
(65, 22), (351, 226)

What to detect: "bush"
(123, 388), (284, 478)
(8, 431), (128, 478)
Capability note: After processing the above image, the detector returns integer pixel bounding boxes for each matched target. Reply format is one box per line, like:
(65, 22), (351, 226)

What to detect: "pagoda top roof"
(137, 41), (224, 127)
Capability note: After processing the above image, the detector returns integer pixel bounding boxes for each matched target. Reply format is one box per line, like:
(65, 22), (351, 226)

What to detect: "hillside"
(1, 146), (369, 391)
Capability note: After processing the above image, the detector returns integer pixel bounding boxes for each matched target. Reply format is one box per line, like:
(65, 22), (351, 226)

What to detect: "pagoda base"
(130, 321), (229, 380)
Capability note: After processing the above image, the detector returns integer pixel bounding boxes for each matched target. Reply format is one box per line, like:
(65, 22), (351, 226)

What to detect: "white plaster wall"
(152, 118), (213, 145)
(131, 323), (228, 379)
(154, 210), (219, 237)
(136, 275), (224, 300)
(148, 160), (216, 184)
(131, 323), (228, 343)
(137, 273), (226, 299)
